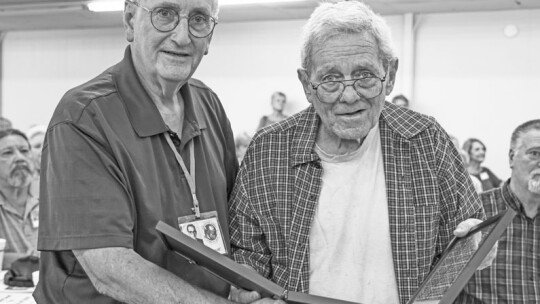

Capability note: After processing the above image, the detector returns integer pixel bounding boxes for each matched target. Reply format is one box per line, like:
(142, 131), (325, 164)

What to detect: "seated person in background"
(26, 124), (47, 175)
(0, 117), (13, 131)
(256, 91), (289, 130)
(0, 129), (39, 270)
(391, 94), (409, 108)
(458, 119), (540, 303)
(463, 138), (502, 191)
(228, 2), (486, 303)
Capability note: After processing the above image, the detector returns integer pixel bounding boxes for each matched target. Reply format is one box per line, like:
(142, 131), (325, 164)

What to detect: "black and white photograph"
(0, 0), (539, 303)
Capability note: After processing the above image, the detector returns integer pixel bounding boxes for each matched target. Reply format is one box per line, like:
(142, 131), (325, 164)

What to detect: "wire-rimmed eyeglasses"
(310, 73), (386, 103)
(125, 0), (217, 38)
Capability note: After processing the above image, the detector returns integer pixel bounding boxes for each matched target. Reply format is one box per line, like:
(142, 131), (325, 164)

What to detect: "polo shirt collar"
(114, 46), (205, 139)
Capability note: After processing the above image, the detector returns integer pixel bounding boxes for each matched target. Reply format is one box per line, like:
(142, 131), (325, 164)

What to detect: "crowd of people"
(0, 0), (537, 303)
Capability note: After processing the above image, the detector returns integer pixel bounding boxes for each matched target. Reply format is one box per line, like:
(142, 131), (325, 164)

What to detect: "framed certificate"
(156, 221), (360, 304)
(407, 208), (516, 304)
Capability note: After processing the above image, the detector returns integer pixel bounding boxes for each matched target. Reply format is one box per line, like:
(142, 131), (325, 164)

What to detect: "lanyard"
(165, 133), (200, 218)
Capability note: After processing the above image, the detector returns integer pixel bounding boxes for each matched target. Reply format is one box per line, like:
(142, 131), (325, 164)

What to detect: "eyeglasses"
(310, 73), (386, 103)
(126, 0), (217, 38)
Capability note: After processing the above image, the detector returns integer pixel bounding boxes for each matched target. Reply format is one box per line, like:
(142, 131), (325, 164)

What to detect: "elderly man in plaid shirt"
(458, 119), (540, 303)
(228, 1), (486, 304)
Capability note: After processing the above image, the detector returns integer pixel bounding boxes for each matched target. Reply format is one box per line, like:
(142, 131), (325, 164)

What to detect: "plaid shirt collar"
(290, 102), (433, 167)
(290, 106), (320, 167)
(503, 180), (537, 220)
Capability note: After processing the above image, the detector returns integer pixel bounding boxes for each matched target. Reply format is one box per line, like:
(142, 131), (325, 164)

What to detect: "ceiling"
(0, 0), (539, 32)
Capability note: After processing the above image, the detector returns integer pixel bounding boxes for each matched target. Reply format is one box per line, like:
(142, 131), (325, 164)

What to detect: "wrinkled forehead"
(139, 0), (217, 14)
(0, 135), (30, 149)
(310, 32), (384, 74)
(517, 129), (540, 149)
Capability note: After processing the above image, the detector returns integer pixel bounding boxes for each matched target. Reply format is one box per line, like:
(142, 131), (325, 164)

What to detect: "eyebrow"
(155, 1), (212, 14)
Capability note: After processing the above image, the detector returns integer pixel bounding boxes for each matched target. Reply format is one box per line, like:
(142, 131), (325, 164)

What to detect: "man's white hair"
(124, 0), (220, 19)
(300, 0), (396, 72)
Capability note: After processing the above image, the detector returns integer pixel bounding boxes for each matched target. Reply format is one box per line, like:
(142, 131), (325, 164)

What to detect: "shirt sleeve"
(228, 159), (272, 278)
(433, 122), (485, 257)
(38, 122), (134, 251)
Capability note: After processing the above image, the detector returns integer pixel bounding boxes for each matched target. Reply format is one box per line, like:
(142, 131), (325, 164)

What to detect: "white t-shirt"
(309, 125), (400, 303)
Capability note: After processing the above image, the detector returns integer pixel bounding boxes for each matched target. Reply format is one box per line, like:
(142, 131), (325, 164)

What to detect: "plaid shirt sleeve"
(229, 152), (273, 278)
(431, 121), (485, 257)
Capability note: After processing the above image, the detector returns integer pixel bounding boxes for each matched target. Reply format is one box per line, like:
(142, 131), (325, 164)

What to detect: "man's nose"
(171, 17), (191, 45)
(339, 84), (360, 104)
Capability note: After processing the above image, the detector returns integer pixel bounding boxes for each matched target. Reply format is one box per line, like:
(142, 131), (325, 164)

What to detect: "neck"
(135, 70), (186, 135)
(0, 184), (29, 215)
(135, 63), (185, 109)
(510, 179), (540, 219)
(468, 161), (481, 173)
(316, 124), (363, 155)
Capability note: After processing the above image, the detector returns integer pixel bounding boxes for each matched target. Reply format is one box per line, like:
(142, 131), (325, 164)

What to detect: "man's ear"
(204, 33), (214, 55)
(297, 68), (313, 101)
(123, 6), (135, 42)
(384, 58), (399, 95)
(509, 149), (515, 169)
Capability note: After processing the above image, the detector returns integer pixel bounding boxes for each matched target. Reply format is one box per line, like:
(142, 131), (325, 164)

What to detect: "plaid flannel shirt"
(229, 102), (483, 304)
(457, 181), (540, 304)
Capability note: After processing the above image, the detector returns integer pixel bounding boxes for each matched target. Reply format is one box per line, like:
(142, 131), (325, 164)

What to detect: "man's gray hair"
(300, 0), (396, 72)
(510, 119), (540, 150)
(124, 0), (220, 19)
(212, 0), (220, 19)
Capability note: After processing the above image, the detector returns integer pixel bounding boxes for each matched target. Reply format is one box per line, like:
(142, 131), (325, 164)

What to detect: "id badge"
(177, 211), (227, 254)
(480, 172), (490, 181)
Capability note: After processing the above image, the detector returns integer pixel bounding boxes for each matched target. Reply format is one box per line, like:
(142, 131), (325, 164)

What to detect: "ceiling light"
(85, 0), (307, 13)
(87, 1), (124, 12)
(221, 0), (307, 4)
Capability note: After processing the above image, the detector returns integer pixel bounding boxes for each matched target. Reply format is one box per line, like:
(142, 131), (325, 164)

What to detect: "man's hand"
(453, 218), (498, 270)
(229, 286), (286, 304)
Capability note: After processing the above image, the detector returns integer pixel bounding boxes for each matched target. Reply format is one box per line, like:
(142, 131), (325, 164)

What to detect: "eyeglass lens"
(151, 7), (215, 37)
(317, 78), (383, 103)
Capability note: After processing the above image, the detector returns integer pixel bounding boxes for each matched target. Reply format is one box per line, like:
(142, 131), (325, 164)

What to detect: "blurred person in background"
(26, 124), (47, 174)
(0, 129), (39, 270)
(458, 149), (483, 194)
(235, 132), (252, 163)
(391, 94), (409, 108)
(463, 138), (502, 191)
(458, 119), (540, 303)
(256, 91), (289, 130)
(0, 117), (13, 131)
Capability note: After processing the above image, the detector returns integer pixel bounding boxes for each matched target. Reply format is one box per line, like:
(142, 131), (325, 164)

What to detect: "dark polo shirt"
(34, 47), (238, 303)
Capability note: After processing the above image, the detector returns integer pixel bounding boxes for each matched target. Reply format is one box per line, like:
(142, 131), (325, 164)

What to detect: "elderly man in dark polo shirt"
(33, 0), (249, 303)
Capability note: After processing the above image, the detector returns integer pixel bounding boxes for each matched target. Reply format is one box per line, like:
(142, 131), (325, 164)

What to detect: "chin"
(332, 126), (369, 141)
(528, 179), (540, 194)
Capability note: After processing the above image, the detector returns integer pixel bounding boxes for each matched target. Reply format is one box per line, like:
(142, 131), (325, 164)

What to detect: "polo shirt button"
(309, 194), (317, 201)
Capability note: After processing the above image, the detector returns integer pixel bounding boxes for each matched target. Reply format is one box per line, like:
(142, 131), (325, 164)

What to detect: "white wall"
(1, 16), (404, 136)
(2, 9), (539, 179)
(2, 28), (126, 130)
(413, 9), (540, 180)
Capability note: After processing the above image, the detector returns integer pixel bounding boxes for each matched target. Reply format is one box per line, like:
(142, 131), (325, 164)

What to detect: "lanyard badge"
(165, 132), (227, 254)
